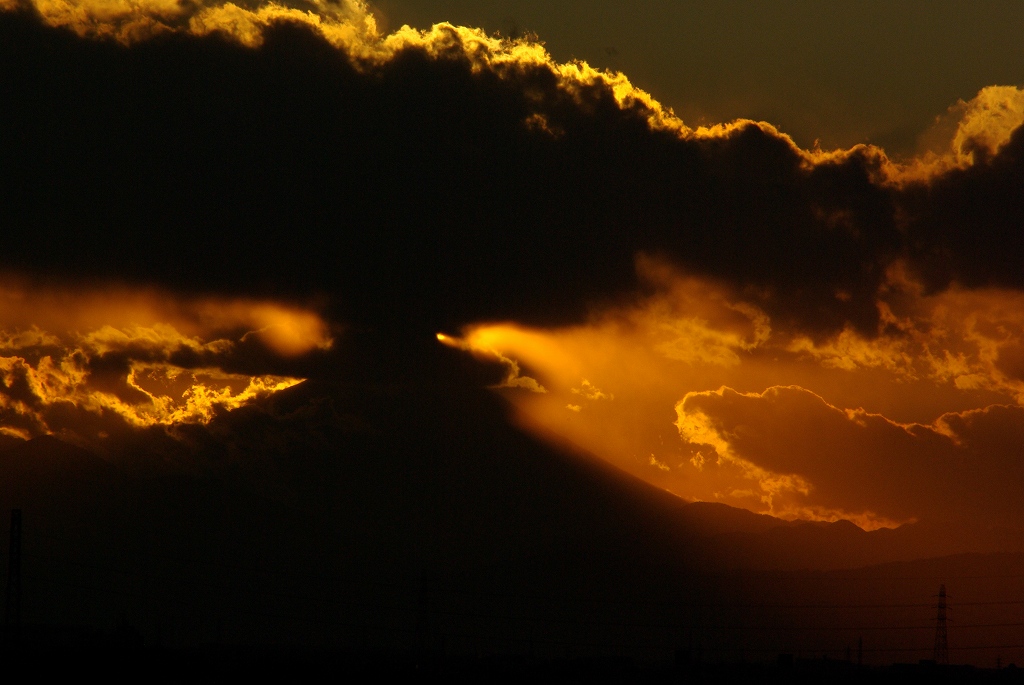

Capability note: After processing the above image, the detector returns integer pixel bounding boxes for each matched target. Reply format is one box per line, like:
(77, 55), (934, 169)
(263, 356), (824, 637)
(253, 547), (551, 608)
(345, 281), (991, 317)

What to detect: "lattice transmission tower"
(934, 584), (949, 665)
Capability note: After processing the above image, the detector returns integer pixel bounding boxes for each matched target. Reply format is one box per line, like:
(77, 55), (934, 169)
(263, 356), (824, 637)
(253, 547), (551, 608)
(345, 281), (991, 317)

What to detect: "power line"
(18, 544), (1024, 614)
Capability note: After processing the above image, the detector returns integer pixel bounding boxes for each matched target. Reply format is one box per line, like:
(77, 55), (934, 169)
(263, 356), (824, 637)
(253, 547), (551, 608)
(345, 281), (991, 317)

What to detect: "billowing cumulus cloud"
(913, 85), (1024, 173)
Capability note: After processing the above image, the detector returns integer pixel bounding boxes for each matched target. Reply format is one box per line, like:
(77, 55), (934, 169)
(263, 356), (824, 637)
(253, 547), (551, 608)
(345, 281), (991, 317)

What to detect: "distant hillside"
(0, 342), (1014, 664)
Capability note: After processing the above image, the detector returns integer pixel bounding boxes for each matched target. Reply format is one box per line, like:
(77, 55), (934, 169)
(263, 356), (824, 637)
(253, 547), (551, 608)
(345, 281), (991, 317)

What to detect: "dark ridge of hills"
(0, 433), (125, 530)
(678, 500), (798, 535)
(689, 518), (920, 572)
(0, 335), (1009, 662)
(0, 433), (116, 480)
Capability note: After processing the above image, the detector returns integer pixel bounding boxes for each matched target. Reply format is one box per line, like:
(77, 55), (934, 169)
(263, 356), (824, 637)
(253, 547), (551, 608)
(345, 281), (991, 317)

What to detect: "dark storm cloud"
(0, 6), (887, 334)
(902, 125), (1024, 294)
(0, 3), (1019, 339)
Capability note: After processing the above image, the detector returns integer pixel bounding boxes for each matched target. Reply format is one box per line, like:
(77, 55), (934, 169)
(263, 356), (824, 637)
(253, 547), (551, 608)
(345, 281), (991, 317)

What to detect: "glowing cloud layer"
(0, 282), (331, 443)
(3, 0), (377, 45)
(444, 259), (1024, 534)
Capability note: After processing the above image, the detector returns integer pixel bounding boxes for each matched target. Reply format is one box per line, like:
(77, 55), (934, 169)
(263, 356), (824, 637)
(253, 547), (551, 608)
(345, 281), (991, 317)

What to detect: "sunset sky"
(2, 0), (1024, 550)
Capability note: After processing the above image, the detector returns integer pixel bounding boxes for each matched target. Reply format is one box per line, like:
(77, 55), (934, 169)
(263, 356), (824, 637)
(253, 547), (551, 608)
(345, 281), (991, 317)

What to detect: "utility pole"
(4, 509), (21, 630)
(934, 584), (949, 665)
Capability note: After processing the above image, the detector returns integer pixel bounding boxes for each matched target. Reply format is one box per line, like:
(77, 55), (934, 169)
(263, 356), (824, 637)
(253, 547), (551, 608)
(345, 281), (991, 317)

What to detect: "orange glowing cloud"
(10, 0), (377, 45)
(789, 265), (1024, 404)
(443, 259), (1024, 536)
(0, 281), (332, 356)
(676, 387), (1024, 534)
(910, 85), (1024, 173)
(0, 280), (332, 443)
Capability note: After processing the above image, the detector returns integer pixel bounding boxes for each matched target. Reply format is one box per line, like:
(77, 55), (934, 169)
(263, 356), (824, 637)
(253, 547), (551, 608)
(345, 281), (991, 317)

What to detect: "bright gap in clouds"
(443, 256), (1024, 535)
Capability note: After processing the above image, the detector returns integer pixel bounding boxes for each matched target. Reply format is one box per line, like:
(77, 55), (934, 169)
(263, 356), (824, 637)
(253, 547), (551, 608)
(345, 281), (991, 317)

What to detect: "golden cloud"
(0, 280), (332, 442)
(442, 261), (1024, 534)
(12, 0), (376, 45)
(438, 330), (546, 393)
(676, 386), (1024, 535)
(789, 265), (1024, 403)
(675, 385), (916, 529)
(903, 85), (1024, 180)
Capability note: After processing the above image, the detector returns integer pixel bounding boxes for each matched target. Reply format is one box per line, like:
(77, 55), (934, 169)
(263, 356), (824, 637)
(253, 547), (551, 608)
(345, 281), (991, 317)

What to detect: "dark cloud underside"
(0, 7), (947, 337)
